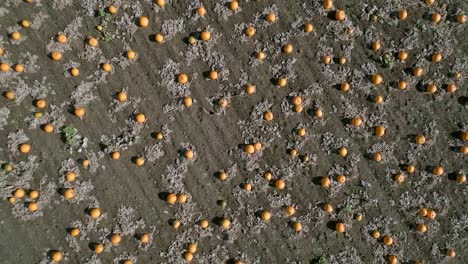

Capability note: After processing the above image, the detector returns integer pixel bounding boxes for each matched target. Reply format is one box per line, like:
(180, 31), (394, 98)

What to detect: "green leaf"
(315, 255), (327, 264)
(102, 33), (113, 42)
(62, 125), (78, 146)
(98, 9), (106, 18)
(380, 53), (395, 69)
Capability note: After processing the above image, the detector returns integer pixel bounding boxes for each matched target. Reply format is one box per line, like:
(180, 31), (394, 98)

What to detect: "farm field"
(0, 0), (467, 263)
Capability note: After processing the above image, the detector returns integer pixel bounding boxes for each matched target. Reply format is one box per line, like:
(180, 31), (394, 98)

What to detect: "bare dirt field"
(0, 0), (467, 263)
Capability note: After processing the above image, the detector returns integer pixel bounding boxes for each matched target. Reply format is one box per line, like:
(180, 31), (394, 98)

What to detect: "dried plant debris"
(7, 129), (29, 155)
(161, 19), (185, 41)
(112, 207), (146, 236)
(328, 246), (364, 264)
(0, 107), (10, 130)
